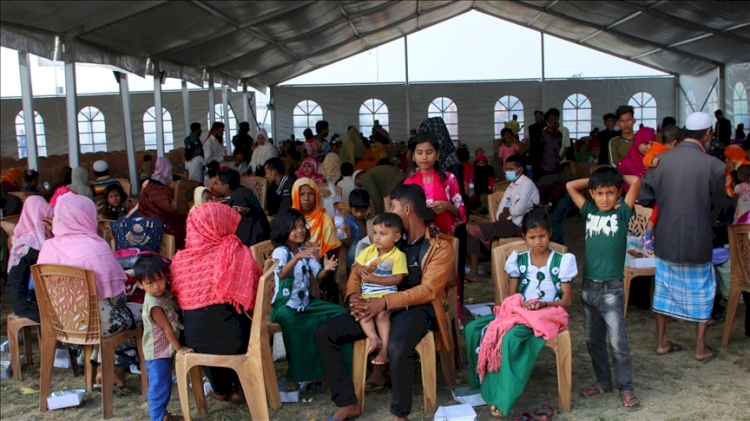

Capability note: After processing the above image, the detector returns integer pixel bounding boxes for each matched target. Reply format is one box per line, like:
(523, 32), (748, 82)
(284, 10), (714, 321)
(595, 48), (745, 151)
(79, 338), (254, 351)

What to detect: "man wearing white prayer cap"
(639, 111), (725, 362)
(92, 159), (121, 197)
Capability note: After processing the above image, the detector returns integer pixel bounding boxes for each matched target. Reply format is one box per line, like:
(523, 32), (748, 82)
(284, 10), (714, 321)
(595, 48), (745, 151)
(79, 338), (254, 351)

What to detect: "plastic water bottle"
(506, 197), (512, 209)
(334, 210), (347, 240)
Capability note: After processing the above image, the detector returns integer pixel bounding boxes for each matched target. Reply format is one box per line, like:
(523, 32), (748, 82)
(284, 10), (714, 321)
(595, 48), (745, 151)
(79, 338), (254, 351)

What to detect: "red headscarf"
(617, 128), (656, 177)
(170, 202), (262, 312)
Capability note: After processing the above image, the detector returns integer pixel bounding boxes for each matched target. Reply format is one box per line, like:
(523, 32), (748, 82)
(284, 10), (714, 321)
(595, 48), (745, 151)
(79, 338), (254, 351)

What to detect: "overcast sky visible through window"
(0, 11), (664, 98)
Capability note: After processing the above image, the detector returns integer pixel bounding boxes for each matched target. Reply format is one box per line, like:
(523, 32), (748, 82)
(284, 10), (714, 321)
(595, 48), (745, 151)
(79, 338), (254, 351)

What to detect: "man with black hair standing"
(316, 120), (331, 155)
(608, 106), (637, 167)
(184, 122), (204, 157)
(264, 157), (294, 216)
(598, 113), (620, 165)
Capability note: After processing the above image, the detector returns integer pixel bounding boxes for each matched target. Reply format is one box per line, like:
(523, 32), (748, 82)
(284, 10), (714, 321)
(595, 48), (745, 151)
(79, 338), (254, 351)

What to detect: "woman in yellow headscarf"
(291, 178), (341, 257)
(1, 168), (24, 193)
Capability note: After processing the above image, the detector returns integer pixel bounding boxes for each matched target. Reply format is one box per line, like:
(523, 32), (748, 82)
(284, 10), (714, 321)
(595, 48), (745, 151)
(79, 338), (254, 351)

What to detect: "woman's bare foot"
(372, 349), (389, 365)
(284, 380), (299, 391)
(465, 272), (482, 282)
(490, 405), (505, 417)
(331, 404), (361, 421)
(366, 335), (382, 355)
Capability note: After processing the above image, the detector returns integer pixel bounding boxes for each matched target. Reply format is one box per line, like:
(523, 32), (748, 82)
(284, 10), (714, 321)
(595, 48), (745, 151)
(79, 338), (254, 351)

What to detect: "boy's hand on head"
(176, 346), (194, 355)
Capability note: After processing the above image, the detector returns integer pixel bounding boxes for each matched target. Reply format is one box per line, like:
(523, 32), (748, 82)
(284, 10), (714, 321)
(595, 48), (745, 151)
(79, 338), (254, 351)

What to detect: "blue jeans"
(581, 280), (634, 393)
(146, 358), (173, 421)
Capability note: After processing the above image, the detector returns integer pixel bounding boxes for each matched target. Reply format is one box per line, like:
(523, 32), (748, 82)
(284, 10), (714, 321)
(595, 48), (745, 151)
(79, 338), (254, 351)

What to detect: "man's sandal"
(532, 403), (555, 420)
(580, 383), (613, 397)
(621, 391), (640, 410)
(656, 341), (684, 355)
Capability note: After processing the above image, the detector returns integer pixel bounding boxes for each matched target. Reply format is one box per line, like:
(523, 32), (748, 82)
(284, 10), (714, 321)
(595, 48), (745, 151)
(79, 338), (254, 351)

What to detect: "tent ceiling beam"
(516, 1), (722, 67)
(243, 0), (462, 84)
(526, 0), (558, 27)
(335, 1), (371, 49)
(152, 0), (316, 58)
(64, 1), (169, 40)
(618, 1), (750, 46)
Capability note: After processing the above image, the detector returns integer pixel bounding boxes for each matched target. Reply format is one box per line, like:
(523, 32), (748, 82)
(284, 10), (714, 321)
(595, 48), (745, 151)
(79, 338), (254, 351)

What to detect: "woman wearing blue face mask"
(465, 155), (540, 282)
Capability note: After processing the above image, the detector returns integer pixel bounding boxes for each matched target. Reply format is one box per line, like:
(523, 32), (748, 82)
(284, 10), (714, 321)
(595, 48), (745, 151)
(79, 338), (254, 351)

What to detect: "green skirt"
(464, 315), (546, 415)
(271, 298), (351, 382)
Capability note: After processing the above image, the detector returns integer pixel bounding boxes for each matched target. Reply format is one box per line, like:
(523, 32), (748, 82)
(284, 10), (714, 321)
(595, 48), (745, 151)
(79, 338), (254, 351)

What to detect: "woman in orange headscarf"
(724, 144), (750, 198)
(1, 168), (23, 193)
(291, 178), (341, 258)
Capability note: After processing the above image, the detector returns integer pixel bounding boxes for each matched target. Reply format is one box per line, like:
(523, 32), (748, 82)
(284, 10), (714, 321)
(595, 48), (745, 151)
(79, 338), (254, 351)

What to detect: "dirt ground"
(1, 216), (749, 421)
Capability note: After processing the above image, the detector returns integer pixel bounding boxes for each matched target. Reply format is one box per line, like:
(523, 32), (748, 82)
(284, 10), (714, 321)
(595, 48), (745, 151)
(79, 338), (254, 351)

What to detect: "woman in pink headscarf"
(38, 193), (139, 393)
(7, 196), (54, 322)
(295, 156), (326, 182)
(617, 127), (655, 192)
(138, 157), (187, 248)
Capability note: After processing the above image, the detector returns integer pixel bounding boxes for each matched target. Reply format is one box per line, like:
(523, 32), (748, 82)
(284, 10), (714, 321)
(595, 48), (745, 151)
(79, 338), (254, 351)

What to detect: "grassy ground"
(1, 216), (749, 421)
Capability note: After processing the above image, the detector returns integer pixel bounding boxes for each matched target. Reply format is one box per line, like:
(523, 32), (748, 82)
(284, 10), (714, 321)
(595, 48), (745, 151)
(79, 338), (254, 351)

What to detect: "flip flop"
(533, 403), (555, 420)
(621, 391), (640, 410)
(579, 383), (613, 397)
(364, 381), (384, 392)
(656, 341), (684, 355)
(696, 346), (720, 363)
(327, 415), (358, 421)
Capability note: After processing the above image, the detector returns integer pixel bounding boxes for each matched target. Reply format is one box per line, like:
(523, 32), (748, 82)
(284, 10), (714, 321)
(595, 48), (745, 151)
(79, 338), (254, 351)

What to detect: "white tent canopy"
(2, 1), (749, 89)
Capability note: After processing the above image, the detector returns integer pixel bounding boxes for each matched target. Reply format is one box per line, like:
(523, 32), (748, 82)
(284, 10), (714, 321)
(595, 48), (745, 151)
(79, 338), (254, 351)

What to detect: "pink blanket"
(477, 294), (568, 380)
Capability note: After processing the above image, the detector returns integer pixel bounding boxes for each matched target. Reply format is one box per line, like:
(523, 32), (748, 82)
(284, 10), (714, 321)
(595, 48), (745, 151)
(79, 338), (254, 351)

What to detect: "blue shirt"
(345, 213), (364, 267)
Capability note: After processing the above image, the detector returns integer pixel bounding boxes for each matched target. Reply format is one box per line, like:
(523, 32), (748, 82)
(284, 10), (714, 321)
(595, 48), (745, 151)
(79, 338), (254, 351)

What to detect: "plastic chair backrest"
(31, 264), (100, 345)
(383, 196), (390, 214)
(488, 190), (506, 223)
(317, 182), (333, 200)
(249, 240), (275, 269)
(160, 233), (176, 259)
(173, 180), (200, 213)
(628, 205), (653, 237)
(240, 175), (268, 211)
(493, 181), (511, 193)
(492, 240), (568, 304)
(113, 178), (132, 197)
(248, 260), (278, 354)
(729, 224), (750, 291)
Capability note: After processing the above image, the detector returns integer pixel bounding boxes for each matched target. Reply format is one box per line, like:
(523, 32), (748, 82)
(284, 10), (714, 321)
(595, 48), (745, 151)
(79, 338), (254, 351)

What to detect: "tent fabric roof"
(1, 1), (749, 88)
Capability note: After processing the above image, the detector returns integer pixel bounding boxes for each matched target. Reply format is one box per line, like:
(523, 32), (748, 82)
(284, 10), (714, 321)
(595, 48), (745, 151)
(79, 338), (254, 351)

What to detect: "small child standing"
(133, 255), (192, 421)
(354, 213), (408, 365)
(344, 188), (370, 267)
(566, 167), (641, 409)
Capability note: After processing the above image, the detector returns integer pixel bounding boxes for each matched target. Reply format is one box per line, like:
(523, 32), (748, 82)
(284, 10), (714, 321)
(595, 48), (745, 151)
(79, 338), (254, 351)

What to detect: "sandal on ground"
(579, 383), (613, 397)
(113, 383), (134, 396)
(533, 403), (555, 420)
(621, 391), (640, 410)
(327, 414), (358, 421)
(364, 381), (384, 392)
(656, 341), (684, 355)
(696, 346), (720, 363)
(509, 413), (535, 421)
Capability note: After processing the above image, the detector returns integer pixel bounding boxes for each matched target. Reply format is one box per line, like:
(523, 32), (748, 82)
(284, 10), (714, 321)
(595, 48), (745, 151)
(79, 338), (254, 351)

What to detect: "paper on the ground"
(464, 303), (495, 317)
(451, 386), (486, 407)
(434, 404), (478, 421)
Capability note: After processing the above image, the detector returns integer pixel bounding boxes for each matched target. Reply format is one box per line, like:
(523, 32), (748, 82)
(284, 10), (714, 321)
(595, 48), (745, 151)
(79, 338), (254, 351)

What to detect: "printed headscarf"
(291, 178), (341, 257)
(318, 153), (342, 183)
(8, 196), (53, 270)
(170, 202), (262, 312)
(419, 116), (460, 171)
(295, 157), (326, 183)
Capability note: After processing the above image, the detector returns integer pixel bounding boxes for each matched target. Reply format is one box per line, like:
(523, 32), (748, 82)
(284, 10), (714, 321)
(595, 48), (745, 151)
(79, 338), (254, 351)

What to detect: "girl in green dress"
(270, 209), (349, 391)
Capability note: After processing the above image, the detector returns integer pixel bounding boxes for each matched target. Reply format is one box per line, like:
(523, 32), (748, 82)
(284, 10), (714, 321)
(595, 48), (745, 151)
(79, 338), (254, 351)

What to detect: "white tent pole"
(18, 52), (38, 170)
(404, 36), (411, 140)
(64, 50), (79, 168)
(222, 85), (231, 155)
(153, 64), (165, 157)
(182, 80), (191, 136)
(208, 72), (215, 127)
(541, 33), (546, 111)
(242, 81), (249, 123)
(116, 72), (138, 195)
(270, 87), (277, 141)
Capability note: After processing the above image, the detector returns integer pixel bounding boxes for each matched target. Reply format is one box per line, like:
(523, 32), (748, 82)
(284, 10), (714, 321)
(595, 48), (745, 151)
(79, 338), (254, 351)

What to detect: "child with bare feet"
(354, 212), (408, 365)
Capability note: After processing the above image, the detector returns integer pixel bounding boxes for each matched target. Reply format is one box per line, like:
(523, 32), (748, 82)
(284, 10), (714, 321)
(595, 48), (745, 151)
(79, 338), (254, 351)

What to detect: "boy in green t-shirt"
(566, 167), (641, 410)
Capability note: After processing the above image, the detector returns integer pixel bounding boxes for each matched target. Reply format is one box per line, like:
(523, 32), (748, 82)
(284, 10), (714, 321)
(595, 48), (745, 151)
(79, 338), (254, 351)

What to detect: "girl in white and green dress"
(270, 209), (350, 391)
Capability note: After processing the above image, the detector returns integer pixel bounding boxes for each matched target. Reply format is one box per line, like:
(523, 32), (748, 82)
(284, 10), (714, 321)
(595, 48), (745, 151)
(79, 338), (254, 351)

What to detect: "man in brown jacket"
(316, 183), (454, 421)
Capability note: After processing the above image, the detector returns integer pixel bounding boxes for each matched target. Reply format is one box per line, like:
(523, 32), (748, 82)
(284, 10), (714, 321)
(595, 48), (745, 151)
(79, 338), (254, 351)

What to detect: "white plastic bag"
(272, 331), (287, 362)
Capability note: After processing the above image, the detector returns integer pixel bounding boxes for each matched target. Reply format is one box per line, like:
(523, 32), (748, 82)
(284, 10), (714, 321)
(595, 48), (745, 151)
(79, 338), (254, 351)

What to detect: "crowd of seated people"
(2, 108), (750, 421)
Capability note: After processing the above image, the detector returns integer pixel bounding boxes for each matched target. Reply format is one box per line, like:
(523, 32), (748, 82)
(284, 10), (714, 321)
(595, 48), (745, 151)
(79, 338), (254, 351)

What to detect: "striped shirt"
(142, 291), (182, 360)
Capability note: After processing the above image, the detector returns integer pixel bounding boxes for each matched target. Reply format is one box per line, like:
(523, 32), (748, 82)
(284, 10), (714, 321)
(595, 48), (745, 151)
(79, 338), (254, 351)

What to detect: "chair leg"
(352, 339), (369, 414)
(261, 336), (282, 409)
(67, 346), (79, 378)
(38, 331), (57, 412)
(22, 327), (34, 366)
(100, 340), (116, 419)
(416, 334), (437, 419)
(554, 333), (573, 413)
(722, 288), (742, 346)
(238, 357), (269, 421)
(175, 358), (194, 421)
(453, 318), (465, 368)
(623, 272), (632, 318)
(189, 366), (207, 415)
(8, 320), (23, 381)
(439, 349), (457, 386)
(83, 345), (95, 392)
(134, 326), (148, 396)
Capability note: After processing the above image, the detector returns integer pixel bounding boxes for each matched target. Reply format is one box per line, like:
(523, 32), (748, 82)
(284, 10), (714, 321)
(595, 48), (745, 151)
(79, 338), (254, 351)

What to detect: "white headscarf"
(338, 169), (363, 203)
(249, 129), (278, 172)
(66, 167), (94, 200)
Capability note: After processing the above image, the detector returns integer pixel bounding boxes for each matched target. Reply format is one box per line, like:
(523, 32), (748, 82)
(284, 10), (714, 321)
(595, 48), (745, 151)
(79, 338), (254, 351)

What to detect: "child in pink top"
(498, 128), (520, 168)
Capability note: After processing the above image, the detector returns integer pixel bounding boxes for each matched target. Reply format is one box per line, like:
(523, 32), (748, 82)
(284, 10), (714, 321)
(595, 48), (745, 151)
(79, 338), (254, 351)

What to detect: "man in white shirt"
(465, 154), (540, 281)
(203, 122), (226, 164)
